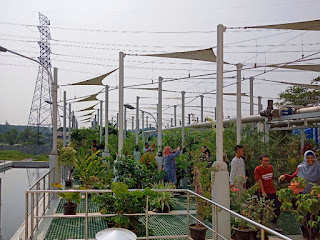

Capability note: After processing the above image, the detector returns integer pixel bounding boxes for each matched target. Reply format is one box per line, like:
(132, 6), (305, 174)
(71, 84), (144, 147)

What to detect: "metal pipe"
(214, 205), (218, 240)
(25, 192), (28, 240)
(142, 111), (145, 141)
(52, 68), (58, 155)
(100, 100), (103, 144)
(187, 192), (190, 237)
(132, 116), (134, 130)
(146, 196), (149, 239)
(68, 103), (71, 143)
(85, 192), (88, 240)
(200, 95), (204, 122)
(174, 105), (177, 126)
(118, 52), (125, 152)
(43, 177), (46, 214)
(31, 193), (34, 239)
(258, 96), (262, 113)
(236, 63), (242, 144)
(124, 107), (127, 140)
(136, 96), (140, 145)
(63, 91), (66, 147)
(105, 85), (109, 153)
(181, 91), (186, 149)
(250, 77), (254, 115)
(36, 182), (39, 230)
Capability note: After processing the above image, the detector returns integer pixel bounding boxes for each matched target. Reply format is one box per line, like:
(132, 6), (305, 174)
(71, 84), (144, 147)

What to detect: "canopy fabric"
(71, 69), (117, 86)
(78, 111), (95, 118)
(127, 87), (158, 91)
(77, 103), (99, 112)
(76, 93), (99, 103)
(79, 117), (93, 121)
(144, 48), (217, 62)
(261, 79), (320, 90)
(247, 19), (320, 31)
(268, 64), (320, 72)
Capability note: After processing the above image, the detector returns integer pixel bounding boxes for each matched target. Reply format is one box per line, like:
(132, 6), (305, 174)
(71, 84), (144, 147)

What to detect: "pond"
(0, 168), (48, 240)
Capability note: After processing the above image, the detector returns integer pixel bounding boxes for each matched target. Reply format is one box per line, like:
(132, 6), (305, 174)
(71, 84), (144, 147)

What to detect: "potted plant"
(277, 178), (320, 240)
(58, 146), (77, 186)
(51, 183), (81, 215)
(189, 156), (216, 240)
(149, 182), (178, 213)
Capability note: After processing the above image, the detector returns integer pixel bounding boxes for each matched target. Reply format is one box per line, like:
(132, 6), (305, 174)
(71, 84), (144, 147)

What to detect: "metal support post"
(211, 24), (231, 240)
(68, 103), (71, 143)
(116, 113), (119, 130)
(104, 85), (109, 154)
(136, 96), (140, 145)
(142, 111), (145, 141)
(181, 91), (186, 149)
(124, 107), (127, 140)
(174, 105), (177, 126)
(236, 63), (242, 144)
(132, 116), (134, 130)
(118, 52), (125, 153)
(156, 77), (163, 170)
(100, 100), (103, 144)
(188, 114), (191, 125)
(250, 77), (254, 115)
(258, 96), (262, 113)
(63, 91), (66, 147)
(200, 95), (204, 122)
(171, 118), (173, 127)
(97, 109), (99, 129)
(146, 116), (148, 129)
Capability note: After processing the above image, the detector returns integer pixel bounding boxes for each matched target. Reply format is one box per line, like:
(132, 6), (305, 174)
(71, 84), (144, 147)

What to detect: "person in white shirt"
(229, 145), (246, 189)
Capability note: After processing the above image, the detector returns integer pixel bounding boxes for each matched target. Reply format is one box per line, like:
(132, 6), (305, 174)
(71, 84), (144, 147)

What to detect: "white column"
(97, 109), (100, 129)
(200, 95), (204, 122)
(68, 103), (71, 143)
(142, 111), (145, 141)
(136, 96), (140, 145)
(100, 100), (103, 144)
(118, 52), (125, 153)
(63, 91), (66, 147)
(250, 77), (254, 115)
(212, 24), (230, 240)
(181, 91), (186, 149)
(104, 85), (109, 153)
(174, 105), (177, 126)
(236, 63), (242, 144)
(158, 77), (163, 151)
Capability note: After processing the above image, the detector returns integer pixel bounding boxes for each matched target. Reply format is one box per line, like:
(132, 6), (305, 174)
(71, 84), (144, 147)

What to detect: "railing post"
(187, 191), (190, 237)
(85, 192), (88, 240)
(214, 205), (218, 240)
(25, 192), (28, 240)
(43, 177), (46, 214)
(146, 196), (149, 239)
(31, 193), (34, 239)
(36, 183), (39, 230)
(261, 228), (265, 240)
(48, 170), (51, 208)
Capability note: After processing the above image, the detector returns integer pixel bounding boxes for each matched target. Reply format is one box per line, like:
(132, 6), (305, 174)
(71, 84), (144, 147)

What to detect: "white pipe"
(136, 96), (140, 145)
(142, 111), (145, 141)
(100, 100), (103, 144)
(200, 95), (204, 122)
(236, 63), (242, 144)
(52, 68), (58, 155)
(181, 91), (186, 149)
(63, 91), (66, 147)
(158, 77), (163, 151)
(250, 77), (254, 115)
(104, 85), (109, 152)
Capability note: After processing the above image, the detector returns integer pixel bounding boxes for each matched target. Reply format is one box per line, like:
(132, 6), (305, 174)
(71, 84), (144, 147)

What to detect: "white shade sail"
(76, 93), (99, 103)
(269, 64), (320, 72)
(78, 111), (95, 118)
(72, 69), (117, 86)
(247, 19), (320, 31)
(77, 103), (99, 112)
(144, 48), (217, 62)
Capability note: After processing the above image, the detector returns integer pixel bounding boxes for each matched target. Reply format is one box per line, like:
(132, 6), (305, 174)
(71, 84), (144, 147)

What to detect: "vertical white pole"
(63, 91), (66, 147)
(258, 96), (262, 113)
(104, 85), (109, 153)
(124, 107), (127, 140)
(100, 100), (103, 144)
(146, 116), (148, 129)
(68, 103), (71, 143)
(236, 63), (242, 144)
(118, 52), (125, 153)
(250, 77), (254, 116)
(174, 105), (177, 126)
(136, 96), (140, 145)
(116, 113), (119, 130)
(181, 91), (186, 149)
(158, 77), (163, 151)
(52, 68), (58, 155)
(200, 95), (204, 122)
(132, 116), (134, 130)
(97, 109), (100, 129)
(212, 24), (230, 240)
(142, 111), (145, 141)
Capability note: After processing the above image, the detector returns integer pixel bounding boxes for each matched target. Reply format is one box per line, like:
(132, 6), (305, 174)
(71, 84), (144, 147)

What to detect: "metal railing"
(25, 188), (291, 240)
(25, 168), (55, 240)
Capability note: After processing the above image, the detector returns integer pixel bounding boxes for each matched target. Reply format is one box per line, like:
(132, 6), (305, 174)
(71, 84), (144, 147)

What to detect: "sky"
(0, 0), (320, 128)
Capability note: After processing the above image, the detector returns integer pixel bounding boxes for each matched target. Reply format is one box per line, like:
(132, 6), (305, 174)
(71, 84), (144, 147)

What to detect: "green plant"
(58, 146), (77, 180)
(51, 183), (81, 206)
(277, 177), (320, 239)
(149, 182), (178, 212)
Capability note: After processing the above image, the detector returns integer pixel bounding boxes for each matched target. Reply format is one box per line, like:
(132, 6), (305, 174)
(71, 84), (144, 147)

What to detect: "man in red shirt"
(254, 154), (282, 231)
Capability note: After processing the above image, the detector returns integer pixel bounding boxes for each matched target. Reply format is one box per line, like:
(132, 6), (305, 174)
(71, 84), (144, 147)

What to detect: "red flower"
(231, 187), (239, 192)
(288, 180), (305, 194)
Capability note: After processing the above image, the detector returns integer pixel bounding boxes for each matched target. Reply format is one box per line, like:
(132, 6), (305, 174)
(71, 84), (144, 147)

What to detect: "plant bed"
(189, 223), (207, 240)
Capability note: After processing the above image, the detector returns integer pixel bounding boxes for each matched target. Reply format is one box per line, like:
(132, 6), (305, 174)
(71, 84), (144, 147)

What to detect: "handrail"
(25, 187), (292, 240)
(28, 168), (54, 190)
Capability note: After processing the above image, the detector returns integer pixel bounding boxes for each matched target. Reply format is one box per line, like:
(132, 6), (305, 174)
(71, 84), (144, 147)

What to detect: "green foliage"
(0, 150), (33, 160)
(92, 182), (150, 235)
(278, 85), (320, 107)
(175, 154), (191, 187)
(149, 182), (177, 212)
(4, 129), (18, 145)
(51, 183), (81, 206)
(114, 155), (165, 189)
(277, 178), (320, 238)
(58, 147), (77, 166)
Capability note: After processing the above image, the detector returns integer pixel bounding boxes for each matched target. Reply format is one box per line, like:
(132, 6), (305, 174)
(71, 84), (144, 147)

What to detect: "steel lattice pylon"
(26, 12), (54, 155)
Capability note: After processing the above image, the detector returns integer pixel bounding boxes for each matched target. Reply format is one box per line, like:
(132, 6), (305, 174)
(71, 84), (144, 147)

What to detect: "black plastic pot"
(65, 179), (72, 187)
(233, 226), (258, 240)
(63, 203), (77, 215)
(189, 223), (207, 240)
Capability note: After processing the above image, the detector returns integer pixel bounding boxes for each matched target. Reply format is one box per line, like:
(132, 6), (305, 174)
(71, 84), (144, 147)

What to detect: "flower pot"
(233, 226), (258, 240)
(63, 203), (77, 215)
(65, 179), (72, 187)
(189, 223), (207, 240)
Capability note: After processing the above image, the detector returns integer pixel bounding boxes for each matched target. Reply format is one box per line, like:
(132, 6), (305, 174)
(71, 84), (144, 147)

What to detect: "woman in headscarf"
(279, 150), (320, 193)
(163, 146), (181, 185)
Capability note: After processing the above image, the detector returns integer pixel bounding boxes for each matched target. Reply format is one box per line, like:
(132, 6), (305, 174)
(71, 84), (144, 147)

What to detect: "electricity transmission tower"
(26, 12), (54, 155)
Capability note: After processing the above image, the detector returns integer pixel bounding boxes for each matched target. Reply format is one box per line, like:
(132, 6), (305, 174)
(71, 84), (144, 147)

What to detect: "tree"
(4, 129), (18, 145)
(278, 76), (320, 107)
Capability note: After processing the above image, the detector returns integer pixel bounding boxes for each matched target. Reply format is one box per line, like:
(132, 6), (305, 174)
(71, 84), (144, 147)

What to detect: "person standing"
(163, 146), (180, 185)
(255, 154), (282, 231)
(230, 145), (246, 189)
(144, 142), (155, 153)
